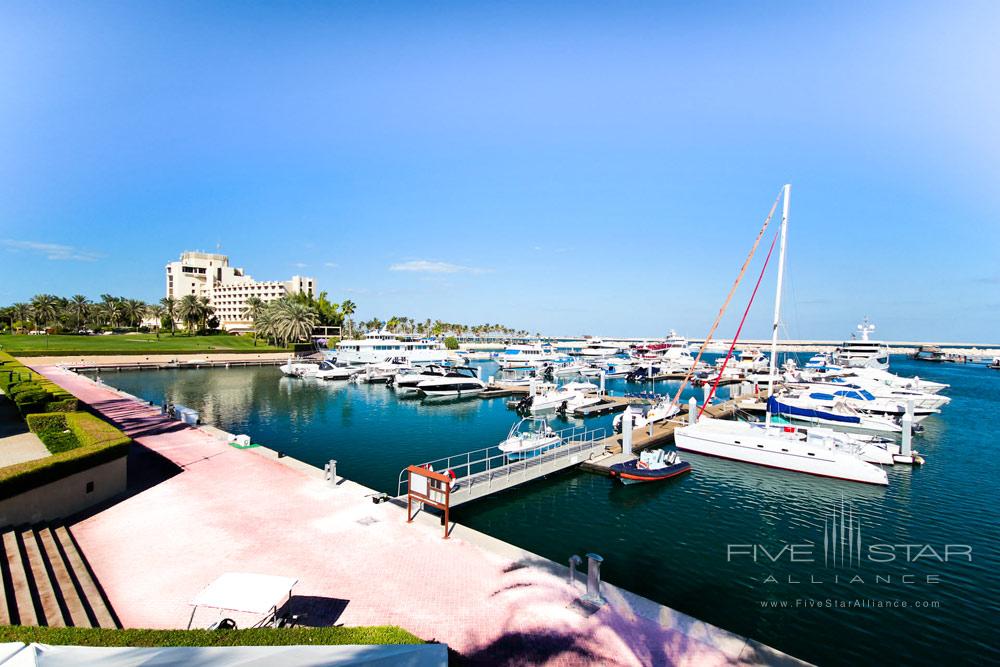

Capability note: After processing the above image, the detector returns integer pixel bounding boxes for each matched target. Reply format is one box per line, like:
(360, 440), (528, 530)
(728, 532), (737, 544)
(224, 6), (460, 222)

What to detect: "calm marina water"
(91, 357), (1000, 666)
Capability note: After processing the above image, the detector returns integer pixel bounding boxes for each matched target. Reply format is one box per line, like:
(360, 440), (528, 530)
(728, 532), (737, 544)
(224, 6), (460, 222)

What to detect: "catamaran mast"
(766, 184), (791, 404)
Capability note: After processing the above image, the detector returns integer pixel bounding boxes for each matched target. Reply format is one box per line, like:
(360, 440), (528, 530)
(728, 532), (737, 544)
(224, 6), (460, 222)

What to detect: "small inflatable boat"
(609, 449), (691, 485)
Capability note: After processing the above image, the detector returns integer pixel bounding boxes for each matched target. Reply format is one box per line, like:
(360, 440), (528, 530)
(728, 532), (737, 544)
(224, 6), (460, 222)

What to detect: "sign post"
(406, 465), (452, 539)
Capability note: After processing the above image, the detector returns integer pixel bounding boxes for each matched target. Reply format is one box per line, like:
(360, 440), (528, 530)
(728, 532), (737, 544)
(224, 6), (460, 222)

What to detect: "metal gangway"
(397, 424), (609, 507)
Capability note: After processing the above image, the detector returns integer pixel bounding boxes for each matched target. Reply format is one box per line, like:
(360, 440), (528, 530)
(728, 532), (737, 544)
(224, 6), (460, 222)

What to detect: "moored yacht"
(498, 417), (562, 460)
(335, 331), (454, 365)
(496, 344), (561, 369)
(832, 319), (890, 370)
(673, 185), (889, 486)
(416, 366), (486, 396)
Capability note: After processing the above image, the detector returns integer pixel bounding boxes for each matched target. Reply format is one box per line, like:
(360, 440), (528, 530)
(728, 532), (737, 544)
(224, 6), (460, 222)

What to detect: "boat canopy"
(768, 395), (861, 425)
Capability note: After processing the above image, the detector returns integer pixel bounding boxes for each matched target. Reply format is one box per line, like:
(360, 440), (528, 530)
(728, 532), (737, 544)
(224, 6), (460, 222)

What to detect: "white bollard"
(599, 370), (606, 395)
(584, 553), (605, 606)
(702, 383), (710, 406)
(688, 396), (698, 425)
(901, 414), (912, 456)
(621, 406), (633, 451)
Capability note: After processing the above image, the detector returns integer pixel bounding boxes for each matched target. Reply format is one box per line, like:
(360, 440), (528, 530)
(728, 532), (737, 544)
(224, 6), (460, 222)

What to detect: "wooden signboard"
(406, 465), (452, 539)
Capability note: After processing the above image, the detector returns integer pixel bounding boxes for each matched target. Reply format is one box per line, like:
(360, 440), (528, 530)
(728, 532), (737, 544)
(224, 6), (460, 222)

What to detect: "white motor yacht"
(336, 331), (453, 365)
(767, 394), (903, 434)
(832, 319), (890, 370)
(314, 361), (360, 381)
(496, 344), (561, 369)
(416, 366), (487, 396)
(279, 357), (320, 377)
(393, 364), (449, 392)
(353, 357), (413, 384)
(847, 367), (949, 394)
(528, 381), (599, 413)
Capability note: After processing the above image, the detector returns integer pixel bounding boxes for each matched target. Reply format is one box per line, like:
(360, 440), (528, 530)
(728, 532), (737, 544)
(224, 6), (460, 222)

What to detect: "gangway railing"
(397, 424), (608, 499)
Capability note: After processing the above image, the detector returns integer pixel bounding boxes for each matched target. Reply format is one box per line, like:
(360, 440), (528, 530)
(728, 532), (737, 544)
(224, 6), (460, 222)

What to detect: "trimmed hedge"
(3, 411), (131, 500)
(0, 625), (424, 647)
(0, 432), (130, 499)
(0, 352), (76, 416)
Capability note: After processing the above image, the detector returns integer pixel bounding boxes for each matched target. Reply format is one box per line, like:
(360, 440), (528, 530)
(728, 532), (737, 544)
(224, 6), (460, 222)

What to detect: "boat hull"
(609, 460), (691, 484)
(674, 424), (888, 485)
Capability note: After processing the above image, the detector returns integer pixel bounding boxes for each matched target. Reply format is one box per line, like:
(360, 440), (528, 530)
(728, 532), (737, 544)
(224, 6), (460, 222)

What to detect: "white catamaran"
(674, 185), (889, 485)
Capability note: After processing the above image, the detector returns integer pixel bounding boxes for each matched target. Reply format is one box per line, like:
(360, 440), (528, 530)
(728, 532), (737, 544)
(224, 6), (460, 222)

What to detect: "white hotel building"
(165, 251), (315, 331)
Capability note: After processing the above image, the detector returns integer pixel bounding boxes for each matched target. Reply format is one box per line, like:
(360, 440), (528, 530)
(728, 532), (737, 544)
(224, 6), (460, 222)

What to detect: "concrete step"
(19, 528), (66, 626)
(53, 525), (119, 628)
(2, 529), (38, 625)
(38, 527), (90, 627)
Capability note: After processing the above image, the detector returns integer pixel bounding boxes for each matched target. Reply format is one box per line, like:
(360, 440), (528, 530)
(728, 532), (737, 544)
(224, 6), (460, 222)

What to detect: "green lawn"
(0, 625), (424, 647)
(0, 334), (286, 356)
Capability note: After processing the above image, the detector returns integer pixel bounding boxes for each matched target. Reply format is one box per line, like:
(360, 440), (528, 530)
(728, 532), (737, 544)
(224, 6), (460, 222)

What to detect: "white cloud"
(1, 239), (103, 262)
(293, 262), (308, 269)
(388, 259), (490, 275)
(324, 262), (338, 268)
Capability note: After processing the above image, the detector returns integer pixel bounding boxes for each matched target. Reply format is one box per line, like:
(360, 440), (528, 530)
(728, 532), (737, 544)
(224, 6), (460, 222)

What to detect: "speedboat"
(609, 449), (691, 484)
(279, 357), (320, 377)
(314, 361), (360, 381)
(416, 366), (486, 396)
(528, 381), (598, 413)
(498, 417), (563, 460)
(393, 364), (449, 392)
(832, 319), (890, 370)
(613, 400), (681, 433)
(352, 357), (412, 384)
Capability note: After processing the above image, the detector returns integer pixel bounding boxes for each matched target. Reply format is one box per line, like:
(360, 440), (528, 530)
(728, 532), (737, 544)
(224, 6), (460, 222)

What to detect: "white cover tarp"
(0, 643), (448, 667)
(191, 573), (298, 614)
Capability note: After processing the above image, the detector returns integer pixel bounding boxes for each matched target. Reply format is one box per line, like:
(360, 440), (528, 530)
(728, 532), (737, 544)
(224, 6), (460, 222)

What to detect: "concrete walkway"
(0, 393), (50, 467)
(30, 365), (804, 666)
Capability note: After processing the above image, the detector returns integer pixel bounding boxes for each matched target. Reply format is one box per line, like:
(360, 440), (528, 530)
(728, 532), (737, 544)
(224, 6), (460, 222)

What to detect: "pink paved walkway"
(33, 365), (797, 666)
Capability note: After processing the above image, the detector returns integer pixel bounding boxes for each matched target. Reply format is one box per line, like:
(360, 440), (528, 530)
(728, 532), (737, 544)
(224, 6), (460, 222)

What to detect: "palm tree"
(67, 295), (90, 332)
(123, 298), (147, 329)
(177, 294), (202, 334)
(146, 304), (165, 338)
(254, 306), (277, 346)
(270, 299), (318, 346)
(159, 297), (177, 336)
(30, 294), (60, 329)
(197, 296), (214, 332)
(340, 300), (356, 338)
(10, 303), (31, 330)
(241, 296), (265, 346)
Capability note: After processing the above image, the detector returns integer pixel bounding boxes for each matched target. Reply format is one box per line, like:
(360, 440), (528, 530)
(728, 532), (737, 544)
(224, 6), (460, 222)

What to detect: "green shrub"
(444, 336), (459, 350)
(39, 430), (80, 453)
(0, 424), (131, 499)
(26, 413), (67, 435)
(0, 625), (424, 647)
(44, 397), (79, 412)
(66, 412), (129, 448)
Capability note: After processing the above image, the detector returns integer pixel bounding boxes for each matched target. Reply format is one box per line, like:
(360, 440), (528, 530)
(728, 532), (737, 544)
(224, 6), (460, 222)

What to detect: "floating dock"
(65, 358), (285, 372)
(580, 398), (740, 475)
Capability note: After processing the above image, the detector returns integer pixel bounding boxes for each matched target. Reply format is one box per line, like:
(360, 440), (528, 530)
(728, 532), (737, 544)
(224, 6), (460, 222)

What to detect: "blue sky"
(2, 1), (998, 341)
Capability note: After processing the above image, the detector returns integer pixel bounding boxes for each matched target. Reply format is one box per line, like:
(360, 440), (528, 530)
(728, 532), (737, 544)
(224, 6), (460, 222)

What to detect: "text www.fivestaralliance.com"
(760, 599), (941, 609)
